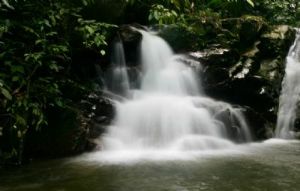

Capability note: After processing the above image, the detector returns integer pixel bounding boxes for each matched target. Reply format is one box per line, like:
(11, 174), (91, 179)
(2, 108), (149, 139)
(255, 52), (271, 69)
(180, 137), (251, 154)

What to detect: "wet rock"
(118, 25), (143, 67)
(293, 106), (300, 136)
(81, 92), (115, 145)
(203, 67), (229, 85)
(242, 107), (272, 139)
(119, 24), (144, 43)
(214, 108), (249, 142)
(191, 48), (240, 67)
(196, 24), (296, 139)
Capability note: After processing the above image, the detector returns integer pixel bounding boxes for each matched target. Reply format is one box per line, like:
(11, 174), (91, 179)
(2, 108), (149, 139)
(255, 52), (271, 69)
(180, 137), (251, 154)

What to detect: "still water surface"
(1, 139), (300, 191)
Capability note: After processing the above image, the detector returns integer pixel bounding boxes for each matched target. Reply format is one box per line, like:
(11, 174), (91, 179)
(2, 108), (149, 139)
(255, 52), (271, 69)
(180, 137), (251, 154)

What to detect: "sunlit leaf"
(246, 0), (255, 7)
(1, 87), (12, 100)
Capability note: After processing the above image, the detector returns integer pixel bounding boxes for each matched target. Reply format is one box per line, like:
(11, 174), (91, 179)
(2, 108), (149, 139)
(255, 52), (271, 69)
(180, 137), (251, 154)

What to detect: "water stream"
(102, 30), (252, 156)
(105, 39), (130, 97)
(275, 29), (300, 138)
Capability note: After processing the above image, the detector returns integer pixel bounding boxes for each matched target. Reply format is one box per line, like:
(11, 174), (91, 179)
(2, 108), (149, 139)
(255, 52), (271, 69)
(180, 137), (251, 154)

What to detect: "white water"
(106, 40), (130, 97)
(102, 30), (252, 153)
(275, 30), (300, 139)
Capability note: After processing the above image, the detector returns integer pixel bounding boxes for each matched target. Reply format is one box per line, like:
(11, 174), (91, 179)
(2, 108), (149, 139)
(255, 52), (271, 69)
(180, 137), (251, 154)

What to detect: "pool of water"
(1, 139), (300, 191)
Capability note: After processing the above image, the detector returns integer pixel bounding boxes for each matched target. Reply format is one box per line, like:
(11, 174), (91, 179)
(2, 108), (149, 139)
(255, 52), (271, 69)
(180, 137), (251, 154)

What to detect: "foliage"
(127, 0), (255, 23)
(0, 0), (114, 164)
(254, 0), (300, 26)
(148, 4), (179, 25)
(76, 19), (116, 55)
(125, 0), (299, 26)
(207, 0), (255, 17)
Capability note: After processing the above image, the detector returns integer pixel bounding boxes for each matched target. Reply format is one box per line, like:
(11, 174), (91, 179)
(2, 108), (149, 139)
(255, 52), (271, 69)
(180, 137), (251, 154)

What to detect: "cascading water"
(275, 29), (300, 139)
(105, 39), (130, 97)
(102, 30), (252, 152)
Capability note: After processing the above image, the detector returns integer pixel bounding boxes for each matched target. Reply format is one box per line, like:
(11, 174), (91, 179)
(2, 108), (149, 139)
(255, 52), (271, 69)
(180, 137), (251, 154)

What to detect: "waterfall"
(275, 29), (300, 139)
(106, 39), (130, 97)
(102, 30), (252, 151)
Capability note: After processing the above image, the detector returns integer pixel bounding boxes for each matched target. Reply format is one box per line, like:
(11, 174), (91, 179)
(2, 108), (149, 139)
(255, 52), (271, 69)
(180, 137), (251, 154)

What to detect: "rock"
(221, 15), (266, 50)
(159, 25), (202, 52)
(197, 24), (296, 139)
(229, 58), (258, 79)
(191, 48), (240, 67)
(203, 67), (229, 86)
(293, 105), (300, 135)
(81, 92), (115, 147)
(118, 25), (143, 67)
(243, 107), (273, 139)
(119, 24), (143, 43)
(214, 108), (248, 142)
(23, 91), (115, 159)
(258, 25), (296, 57)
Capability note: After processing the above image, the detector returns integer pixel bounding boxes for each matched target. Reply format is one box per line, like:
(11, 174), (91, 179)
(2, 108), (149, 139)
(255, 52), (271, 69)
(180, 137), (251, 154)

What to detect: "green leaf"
(246, 0), (255, 7)
(12, 76), (20, 82)
(86, 26), (94, 34)
(49, 63), (59, 72)
(16, 115), (26, 126)
(171, 0), (181, 10)
(55, 99), (64, 107)
(1, 88), (12, 100)
(82, 0), (88, 6)
(44, 19), (51, 27)
(154, 10), (159, 20)
(11, 65), (24, 73)
(35, 39), (46, 45)
(17, 130), (22, 138)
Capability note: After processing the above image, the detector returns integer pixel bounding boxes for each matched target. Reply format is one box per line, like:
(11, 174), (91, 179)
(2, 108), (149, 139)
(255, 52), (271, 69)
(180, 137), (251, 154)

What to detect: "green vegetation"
(0, 0), (115, 164)
(0, 0), (300, 165)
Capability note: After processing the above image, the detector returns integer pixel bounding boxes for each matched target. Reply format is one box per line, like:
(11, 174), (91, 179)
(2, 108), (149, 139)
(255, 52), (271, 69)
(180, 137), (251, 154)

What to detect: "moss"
(258, 25), (296, 57)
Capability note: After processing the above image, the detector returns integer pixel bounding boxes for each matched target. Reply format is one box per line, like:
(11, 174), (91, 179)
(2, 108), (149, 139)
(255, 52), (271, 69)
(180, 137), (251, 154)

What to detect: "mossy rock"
(158, 24), (205, 52)
(258, 25), (296, 57)
(222, 15), (266, 51)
